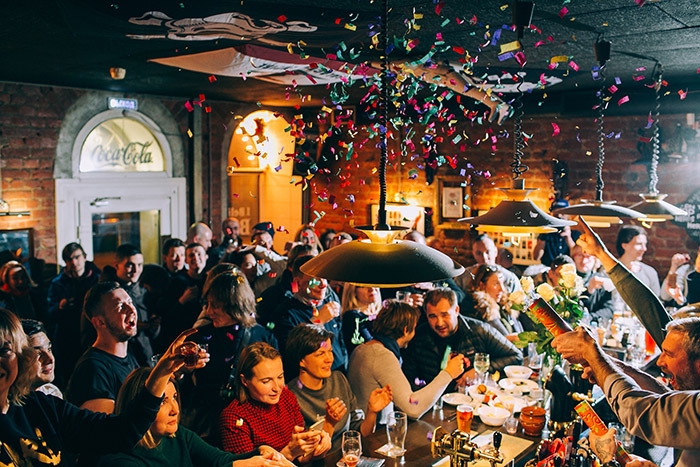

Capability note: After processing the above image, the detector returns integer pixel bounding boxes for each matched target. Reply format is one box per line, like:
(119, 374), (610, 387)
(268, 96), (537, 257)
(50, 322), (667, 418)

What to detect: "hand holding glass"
(342, 430), (362, 467)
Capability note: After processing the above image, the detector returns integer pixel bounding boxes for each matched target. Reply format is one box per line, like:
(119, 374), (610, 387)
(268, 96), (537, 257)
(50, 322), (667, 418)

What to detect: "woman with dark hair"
(0, 260), (45, 321)
(615, 225), (660, 295)
(340, 284), (381, 356)
(346, 300), (465, 423)
(286, 324), (391, 442)
(181, 271), (277, 441)
(469, 264), (523, 340)
(98, 368), (291, 466)
(0, 307), (204, 466)
(218, 342), (331, 463)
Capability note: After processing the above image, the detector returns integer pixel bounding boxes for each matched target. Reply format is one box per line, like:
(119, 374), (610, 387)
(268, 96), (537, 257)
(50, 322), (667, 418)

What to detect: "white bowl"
(477, 406), (510, 426)
(504, 365), (533, 380)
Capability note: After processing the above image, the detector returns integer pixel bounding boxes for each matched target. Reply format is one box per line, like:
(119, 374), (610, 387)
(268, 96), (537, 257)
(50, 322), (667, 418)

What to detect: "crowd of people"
(0, 215), (699, 466)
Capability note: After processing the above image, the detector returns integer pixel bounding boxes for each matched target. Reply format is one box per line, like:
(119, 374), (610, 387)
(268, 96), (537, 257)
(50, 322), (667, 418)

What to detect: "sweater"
(97, 426), (253, 466)
(347, 342), (452, 424)
(0, 390), (161, 466)
(272, 292), (347, 371)
(288, 371), (364, 443)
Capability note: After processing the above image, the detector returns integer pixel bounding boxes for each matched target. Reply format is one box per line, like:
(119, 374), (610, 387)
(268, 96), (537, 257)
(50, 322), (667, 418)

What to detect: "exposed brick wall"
(312, 112), (698, 277)
(0, 83), (84, 261)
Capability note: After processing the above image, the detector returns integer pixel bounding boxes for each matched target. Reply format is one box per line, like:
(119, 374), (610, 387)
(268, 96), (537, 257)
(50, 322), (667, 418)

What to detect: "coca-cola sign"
(80, 117), (165, 173)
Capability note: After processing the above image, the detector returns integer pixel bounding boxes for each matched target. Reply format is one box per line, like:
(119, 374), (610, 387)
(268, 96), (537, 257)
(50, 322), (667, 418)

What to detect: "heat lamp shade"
(460, 199), (576, 234)
(629, 193), (688, 221)
(299, 239), (465, 287)
(553, 202), (644, 227)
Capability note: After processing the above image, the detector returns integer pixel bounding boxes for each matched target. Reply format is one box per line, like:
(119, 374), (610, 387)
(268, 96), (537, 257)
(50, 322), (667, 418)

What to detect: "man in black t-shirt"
(66, 282), (139, 413)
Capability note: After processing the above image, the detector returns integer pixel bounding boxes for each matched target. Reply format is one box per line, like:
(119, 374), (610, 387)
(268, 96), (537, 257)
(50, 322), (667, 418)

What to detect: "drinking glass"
(342, 430), (362, 467)
(474, 353), (490, 383)
(527, 343), (542, 373)
(386, 411), (407, 457)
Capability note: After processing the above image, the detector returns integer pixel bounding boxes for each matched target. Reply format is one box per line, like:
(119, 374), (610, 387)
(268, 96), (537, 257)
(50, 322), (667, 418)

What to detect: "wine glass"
(342, 430), (362, 467)
(474, 353), (490, 384)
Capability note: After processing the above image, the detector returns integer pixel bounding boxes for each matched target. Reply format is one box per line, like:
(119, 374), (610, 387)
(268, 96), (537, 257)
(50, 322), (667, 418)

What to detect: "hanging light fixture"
(460, 1), (575, 240)
(300, 0), (464, 287)
(554, 38), (643, 227)
(628, 63), (687, 224)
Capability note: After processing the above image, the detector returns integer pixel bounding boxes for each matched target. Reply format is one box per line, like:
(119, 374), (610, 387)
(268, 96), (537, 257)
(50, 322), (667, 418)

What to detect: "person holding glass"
(0, 307), (207, 466)
(285, 324), (392, 443)
(402, 288), (522, 393)
(347, 300), (466, 424)
(218, 342), (331, 463)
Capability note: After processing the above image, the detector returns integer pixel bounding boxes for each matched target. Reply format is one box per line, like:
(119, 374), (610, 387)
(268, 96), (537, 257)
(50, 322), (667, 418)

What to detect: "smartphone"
(309, 419), (324, 432)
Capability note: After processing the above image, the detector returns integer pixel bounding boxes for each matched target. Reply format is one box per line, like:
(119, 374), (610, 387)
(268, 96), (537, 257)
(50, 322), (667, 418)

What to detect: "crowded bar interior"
(1, 0), (700, 466)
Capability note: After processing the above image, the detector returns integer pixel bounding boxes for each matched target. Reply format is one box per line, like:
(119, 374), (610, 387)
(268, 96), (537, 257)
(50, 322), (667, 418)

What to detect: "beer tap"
(431, 427), (505, 467)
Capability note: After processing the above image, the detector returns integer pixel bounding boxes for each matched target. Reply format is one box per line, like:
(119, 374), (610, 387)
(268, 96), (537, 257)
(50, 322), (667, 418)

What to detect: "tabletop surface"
(321, 403), (542, 467)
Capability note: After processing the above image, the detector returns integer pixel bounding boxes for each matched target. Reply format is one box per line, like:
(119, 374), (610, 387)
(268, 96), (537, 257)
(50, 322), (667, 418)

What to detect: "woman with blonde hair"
(292, 225), (323, 255)
(340, 284), (382, 356)
(98, 368), (290, 466)
(469, 264), (523, 340)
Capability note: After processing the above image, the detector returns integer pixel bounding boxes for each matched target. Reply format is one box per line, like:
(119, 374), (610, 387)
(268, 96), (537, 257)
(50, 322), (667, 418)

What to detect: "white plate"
(487, 393), (527, 413)
(466, 384), (502, 399)
(498, 378), (539, 393)
(441, 393), (471, 406)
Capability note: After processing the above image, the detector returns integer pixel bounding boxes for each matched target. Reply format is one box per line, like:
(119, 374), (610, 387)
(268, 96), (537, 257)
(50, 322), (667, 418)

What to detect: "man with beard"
(552, 218), (698, 467)
(67, 282), (140, 414)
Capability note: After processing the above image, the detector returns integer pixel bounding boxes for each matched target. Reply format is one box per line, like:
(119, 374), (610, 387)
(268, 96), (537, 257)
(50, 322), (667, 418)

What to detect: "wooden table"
(321, 405), (542, 467)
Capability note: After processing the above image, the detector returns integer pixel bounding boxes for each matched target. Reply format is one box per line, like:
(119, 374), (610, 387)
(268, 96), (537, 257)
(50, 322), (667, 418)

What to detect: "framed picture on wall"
(0, 228), (34, 261)
(437, 177), (471, 227)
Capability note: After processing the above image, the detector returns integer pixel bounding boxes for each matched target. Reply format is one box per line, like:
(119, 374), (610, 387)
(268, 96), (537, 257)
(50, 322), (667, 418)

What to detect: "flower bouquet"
(511, 264), (587, 363)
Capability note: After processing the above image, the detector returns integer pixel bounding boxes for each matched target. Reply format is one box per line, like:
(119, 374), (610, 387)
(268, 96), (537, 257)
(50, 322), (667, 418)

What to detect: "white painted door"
(55, 178), (186, 267)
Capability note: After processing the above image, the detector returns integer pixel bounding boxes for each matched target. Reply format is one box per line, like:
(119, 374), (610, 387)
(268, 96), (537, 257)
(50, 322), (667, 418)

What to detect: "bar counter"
(322, 404), (542, 467)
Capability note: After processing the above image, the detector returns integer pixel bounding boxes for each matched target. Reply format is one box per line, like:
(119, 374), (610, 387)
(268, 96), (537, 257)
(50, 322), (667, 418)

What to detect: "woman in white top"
(347, 300), (465, 424)
(615, 226), (660, 295)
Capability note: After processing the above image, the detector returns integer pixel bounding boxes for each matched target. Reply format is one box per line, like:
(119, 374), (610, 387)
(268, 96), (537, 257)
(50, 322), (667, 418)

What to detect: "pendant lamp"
(628, 64), (687, 223)
(554, 39), (643, 227)
(299, 0), (464, 287)
(460, 1), (576, 239)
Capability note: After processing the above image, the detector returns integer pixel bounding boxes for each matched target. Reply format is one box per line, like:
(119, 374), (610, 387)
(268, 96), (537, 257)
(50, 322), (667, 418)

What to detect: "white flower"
(520, 276), (535, 294)
(558, 263), (578, 289)
(509, 290), (527, 305)
(536, 282), (556, 302)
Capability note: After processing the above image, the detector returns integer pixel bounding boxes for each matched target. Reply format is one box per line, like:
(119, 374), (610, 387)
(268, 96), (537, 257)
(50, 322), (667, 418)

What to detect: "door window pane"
(92, 210), (160, 269)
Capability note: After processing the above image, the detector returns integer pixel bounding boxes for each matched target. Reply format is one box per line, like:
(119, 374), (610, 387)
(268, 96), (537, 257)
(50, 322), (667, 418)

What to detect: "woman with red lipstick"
(219, 342), (331, 463)
(98, 368), (291, 466)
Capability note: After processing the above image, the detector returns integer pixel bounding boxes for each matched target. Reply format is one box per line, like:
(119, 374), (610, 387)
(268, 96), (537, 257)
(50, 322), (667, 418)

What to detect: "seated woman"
(219, 342), (331, 463)
(285, 324), (392, 442)
(99, 368), (290, 467)
(0, 307), (202, 466)
(346, 300), (465, 423)
(340, 284), (381, 356)
(181, 271), (277, 441)
(469, 264), (524, 340)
